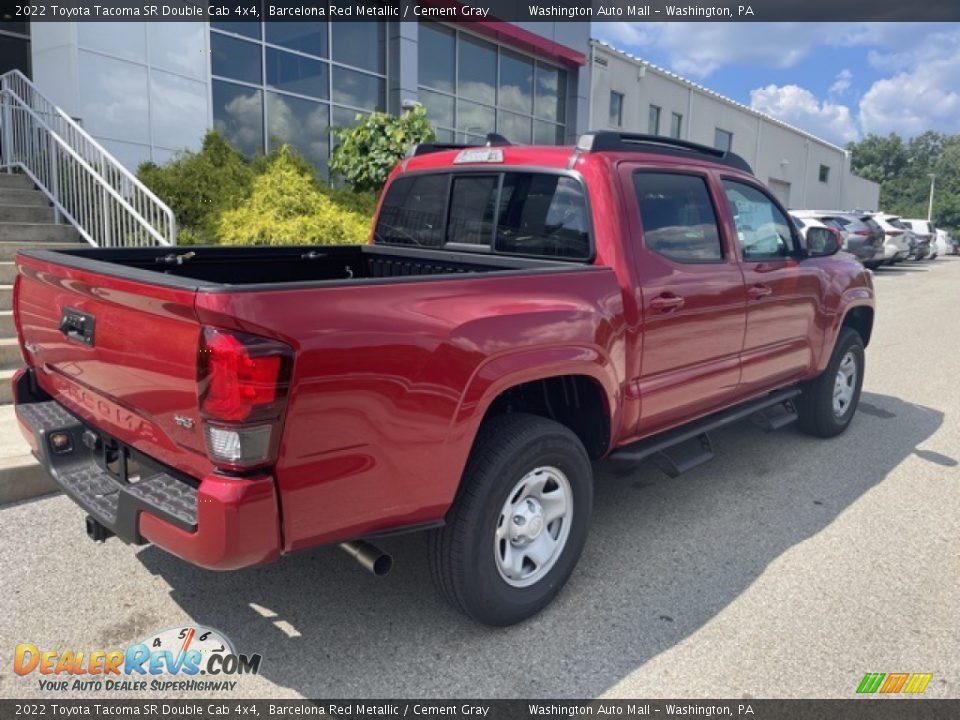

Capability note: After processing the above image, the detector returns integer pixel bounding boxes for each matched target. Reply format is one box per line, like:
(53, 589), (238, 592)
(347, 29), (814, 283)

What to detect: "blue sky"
(591, 23), (960, 145)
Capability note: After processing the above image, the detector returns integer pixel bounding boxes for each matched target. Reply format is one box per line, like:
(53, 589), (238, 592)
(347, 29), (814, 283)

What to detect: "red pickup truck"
(13, 133), (874, 626)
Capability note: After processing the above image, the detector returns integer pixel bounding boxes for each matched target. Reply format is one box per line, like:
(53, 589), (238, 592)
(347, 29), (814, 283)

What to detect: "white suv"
(901, 219), (937, 259)
(869, 213), (913, 264)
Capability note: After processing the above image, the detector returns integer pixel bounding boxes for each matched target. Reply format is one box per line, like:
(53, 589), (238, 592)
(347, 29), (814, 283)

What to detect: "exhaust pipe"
(85, 515), (114, 543)
(339, 540), (392, 576)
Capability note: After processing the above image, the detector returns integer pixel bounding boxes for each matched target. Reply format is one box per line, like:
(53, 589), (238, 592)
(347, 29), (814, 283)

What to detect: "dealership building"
(1, 20), (878, 210)
(590, 40), (879, 211)
(2, 20), (590, 174)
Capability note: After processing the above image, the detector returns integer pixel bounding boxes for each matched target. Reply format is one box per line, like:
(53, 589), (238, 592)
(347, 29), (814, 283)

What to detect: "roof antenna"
(485, 133), (511, 147)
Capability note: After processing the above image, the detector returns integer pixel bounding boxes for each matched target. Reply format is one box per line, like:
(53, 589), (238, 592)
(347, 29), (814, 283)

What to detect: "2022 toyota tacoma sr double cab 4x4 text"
(13, 133), (874, 626)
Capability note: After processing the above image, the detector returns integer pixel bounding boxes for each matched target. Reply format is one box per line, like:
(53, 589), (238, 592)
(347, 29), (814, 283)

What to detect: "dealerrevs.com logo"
(14, 625), (261, 693)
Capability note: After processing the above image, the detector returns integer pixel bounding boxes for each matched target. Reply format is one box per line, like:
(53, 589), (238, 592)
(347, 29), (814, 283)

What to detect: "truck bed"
(20, 243), (582, 290)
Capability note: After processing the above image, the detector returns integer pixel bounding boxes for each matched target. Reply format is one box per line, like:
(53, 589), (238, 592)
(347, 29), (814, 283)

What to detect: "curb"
(0, 454), (59, 506)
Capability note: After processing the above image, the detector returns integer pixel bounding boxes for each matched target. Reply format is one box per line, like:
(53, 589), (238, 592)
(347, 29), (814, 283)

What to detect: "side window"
(447, 175), (498, 246)
(495, 174), (590, 259)
(721, 180), (795, 261)
(633, 172), (724, 263)
(374, 174), (447, 247)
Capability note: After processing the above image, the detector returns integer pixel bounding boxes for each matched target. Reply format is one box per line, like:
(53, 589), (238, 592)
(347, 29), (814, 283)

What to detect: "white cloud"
(750, 84), (859, 145)
(829, 69), (853, 96)
(592, 23), (921, 80)
(858, 29), (960, 137)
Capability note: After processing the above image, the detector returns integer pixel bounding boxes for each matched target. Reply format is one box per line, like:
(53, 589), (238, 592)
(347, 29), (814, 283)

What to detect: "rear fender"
(448, 344), (621, 457)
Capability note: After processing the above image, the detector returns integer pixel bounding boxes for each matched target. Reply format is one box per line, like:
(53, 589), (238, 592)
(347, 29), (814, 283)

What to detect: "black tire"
(797, 327), (865, 438)
(429, 413), (593, 626)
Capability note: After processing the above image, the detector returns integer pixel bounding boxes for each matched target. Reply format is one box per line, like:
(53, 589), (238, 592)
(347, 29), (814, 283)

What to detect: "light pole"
(927, 173), (936, 222)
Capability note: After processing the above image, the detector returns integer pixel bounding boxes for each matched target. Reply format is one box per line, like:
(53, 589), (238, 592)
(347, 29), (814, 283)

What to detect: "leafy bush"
(329, 105), (436, 194)
(217, 147), (376, 246)
(137, 131), (254, 245)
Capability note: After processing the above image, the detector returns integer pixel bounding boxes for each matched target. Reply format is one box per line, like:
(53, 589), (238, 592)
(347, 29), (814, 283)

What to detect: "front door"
(624, 168), (748, 435)
(719, 178), (822, 393)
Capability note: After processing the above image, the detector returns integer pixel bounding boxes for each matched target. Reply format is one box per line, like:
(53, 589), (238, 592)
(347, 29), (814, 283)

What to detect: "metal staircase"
(0, 69), (177, 248)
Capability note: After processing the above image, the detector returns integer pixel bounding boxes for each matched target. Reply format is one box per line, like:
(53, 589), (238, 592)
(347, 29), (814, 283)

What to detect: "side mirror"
(805, 226), (840, 257)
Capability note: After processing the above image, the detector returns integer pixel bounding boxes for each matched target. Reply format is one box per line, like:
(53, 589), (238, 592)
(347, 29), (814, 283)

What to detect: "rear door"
(623, 167), (747, 434)
(15, 252), (209, 479)
(719, 178), (823, 392)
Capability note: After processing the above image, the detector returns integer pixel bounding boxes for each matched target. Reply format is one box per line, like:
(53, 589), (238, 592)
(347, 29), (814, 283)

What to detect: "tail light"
(198, 326), (293, 472)
(853, 230), (873, 236)
(885, 230), (903, 237)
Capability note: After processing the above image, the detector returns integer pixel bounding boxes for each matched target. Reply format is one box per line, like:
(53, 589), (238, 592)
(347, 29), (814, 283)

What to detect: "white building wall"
(590, 42), (879, 213)
(31, 21), (210, 169)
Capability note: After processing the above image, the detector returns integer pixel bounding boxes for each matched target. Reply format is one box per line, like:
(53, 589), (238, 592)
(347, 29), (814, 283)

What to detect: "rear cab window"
(632, 172), (724, 263)
(374, 170), (592, 261)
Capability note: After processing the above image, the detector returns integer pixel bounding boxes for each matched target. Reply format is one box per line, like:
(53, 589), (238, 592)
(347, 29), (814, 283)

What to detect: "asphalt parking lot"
(2, 258), (958, 700)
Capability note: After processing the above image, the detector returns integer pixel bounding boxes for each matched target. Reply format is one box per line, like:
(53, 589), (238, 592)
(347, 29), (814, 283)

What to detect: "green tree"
(848, 131), (959, 230)
(217, 146), (376, 246)
(329, 105), (436, 194)
(137, 131), (255, 245)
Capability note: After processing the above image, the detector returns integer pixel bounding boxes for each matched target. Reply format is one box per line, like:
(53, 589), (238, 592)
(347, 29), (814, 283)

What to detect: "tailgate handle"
(59, 308), (96, 346)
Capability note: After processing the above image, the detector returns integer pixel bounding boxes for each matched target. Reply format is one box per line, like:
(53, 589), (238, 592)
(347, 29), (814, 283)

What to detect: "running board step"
(750, 399), (799, 432)
(651, 432), (714, 478)
(609, 387), (801, 476)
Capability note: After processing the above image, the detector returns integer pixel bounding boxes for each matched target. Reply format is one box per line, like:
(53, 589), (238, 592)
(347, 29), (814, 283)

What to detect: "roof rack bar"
(575, 131), (753, 174)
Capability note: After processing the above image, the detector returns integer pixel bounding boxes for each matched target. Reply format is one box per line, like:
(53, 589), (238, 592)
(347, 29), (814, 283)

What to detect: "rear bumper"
(13, 369), (281, 570)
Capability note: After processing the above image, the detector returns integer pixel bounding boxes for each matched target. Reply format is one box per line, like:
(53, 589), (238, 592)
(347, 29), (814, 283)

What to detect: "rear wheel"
(797, 327), (865, 437)
(429, 413), (593, 626)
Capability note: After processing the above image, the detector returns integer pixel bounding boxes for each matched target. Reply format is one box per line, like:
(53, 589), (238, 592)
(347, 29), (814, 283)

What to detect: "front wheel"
(429, 413), (593, 626)
(797, 327), (865, 437)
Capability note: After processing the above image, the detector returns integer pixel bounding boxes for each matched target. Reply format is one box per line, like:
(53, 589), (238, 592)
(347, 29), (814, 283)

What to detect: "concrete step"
(0, 174), (34, 190)
(0, 205), (55, 223)
(0, 263), (15, 284)
(0, 368), (16, 404)
(0, 241), (81, 260)
(0, 287), (11, 312)
(0, 188), (50, 207)
(0, 406), (58, 505)
(0, 337), (23, 370)
(0, 223), (79, 243)
(0, 311), (14, 337)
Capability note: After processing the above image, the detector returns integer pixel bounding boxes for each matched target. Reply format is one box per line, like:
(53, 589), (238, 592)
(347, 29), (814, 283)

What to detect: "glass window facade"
(0, 22), (31, 77)
(210, 21), (386, 175)
(418, 23), (567, 145)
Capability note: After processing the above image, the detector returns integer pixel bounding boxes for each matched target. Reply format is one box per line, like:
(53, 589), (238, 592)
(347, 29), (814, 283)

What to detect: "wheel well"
(483, 376), (610, 459)
(841, 306), (874, 347)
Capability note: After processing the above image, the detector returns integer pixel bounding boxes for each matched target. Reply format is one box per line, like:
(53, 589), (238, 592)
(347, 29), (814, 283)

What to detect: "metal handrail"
(0, 70), (176, 246)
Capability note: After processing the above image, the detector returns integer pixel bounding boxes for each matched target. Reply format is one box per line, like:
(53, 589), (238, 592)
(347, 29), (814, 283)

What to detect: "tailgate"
(15, 251), (211, 479)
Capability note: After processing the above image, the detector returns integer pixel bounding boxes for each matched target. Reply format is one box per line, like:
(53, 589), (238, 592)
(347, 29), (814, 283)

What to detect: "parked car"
(901, 219), (936, 259)
(12, 132), (875, 626)
(868, 213), (913, 265)
(935, 228), (958, 256)
(791, 210), (885, 268)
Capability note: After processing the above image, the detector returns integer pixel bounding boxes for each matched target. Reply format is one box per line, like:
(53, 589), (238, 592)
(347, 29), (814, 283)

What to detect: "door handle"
(650, 294), (685, 312)
(747, 284), (773, 300)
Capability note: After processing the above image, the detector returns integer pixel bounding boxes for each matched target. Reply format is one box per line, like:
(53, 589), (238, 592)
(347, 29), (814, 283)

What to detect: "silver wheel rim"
(833, 351), (857, 417)
(495, 466), (573, 588)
